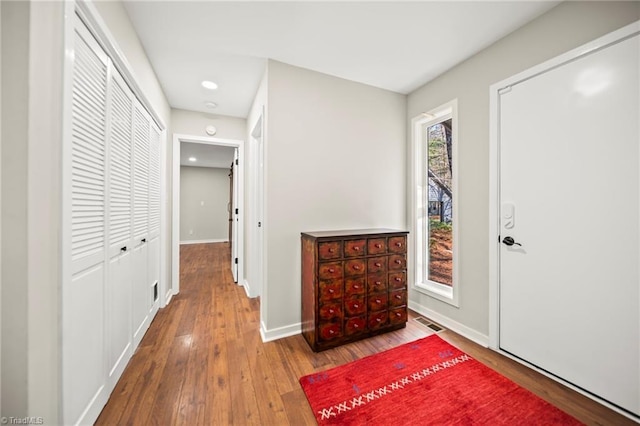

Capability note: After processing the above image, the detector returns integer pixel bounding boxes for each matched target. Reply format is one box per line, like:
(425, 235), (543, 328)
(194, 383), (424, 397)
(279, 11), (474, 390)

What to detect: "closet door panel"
(148, 123), (161, 309)
(64, 16), (109, 425)
(132, 100), (151, 346)
(106, 71), (134, 387)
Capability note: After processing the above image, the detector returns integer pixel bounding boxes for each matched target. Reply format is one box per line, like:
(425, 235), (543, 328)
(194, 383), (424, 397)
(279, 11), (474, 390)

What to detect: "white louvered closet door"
(148, 123), (161, 313)
(64, 16), (109, 425)
(106, 69), (134, 389)
(132, 99), (151, 347)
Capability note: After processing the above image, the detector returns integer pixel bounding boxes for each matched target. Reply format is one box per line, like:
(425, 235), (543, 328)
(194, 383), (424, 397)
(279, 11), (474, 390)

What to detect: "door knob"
(502, 236), (522, 247)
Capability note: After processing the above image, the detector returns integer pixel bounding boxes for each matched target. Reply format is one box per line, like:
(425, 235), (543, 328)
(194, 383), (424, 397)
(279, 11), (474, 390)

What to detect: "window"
(411, 100), (458, 306)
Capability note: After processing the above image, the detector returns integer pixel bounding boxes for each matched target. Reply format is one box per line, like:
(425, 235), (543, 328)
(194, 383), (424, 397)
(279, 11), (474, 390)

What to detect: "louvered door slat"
(108, 75), (133, 248)
(71, 26), (107, 261)
(133, 103), (149, 240)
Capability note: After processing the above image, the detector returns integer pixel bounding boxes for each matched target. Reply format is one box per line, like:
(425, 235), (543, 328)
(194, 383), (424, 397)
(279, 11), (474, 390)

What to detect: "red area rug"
(299, 335), (582, 425)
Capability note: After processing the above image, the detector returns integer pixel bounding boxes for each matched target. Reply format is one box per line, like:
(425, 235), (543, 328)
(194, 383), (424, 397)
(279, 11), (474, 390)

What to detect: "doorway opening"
(171, 134), (244, 297)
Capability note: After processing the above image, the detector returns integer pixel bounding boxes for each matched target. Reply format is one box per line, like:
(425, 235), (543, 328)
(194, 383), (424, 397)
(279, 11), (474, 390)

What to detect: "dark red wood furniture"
(301, 229), (409, 351)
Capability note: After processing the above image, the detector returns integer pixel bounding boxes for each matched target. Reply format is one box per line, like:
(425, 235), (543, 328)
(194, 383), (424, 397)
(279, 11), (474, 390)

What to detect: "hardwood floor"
(95, 242), (635, 425)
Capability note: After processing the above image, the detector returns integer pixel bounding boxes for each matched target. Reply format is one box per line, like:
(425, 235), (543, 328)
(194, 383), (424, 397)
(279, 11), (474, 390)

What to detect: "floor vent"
(415, 317), (445, 333)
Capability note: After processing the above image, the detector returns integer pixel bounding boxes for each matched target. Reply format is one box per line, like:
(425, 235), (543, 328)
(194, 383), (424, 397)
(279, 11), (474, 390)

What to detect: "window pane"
(427, 119), (453, 286)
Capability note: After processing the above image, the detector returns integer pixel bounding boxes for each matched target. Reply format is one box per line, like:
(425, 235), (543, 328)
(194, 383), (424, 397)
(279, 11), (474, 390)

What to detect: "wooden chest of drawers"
(301, 229), (409, 351)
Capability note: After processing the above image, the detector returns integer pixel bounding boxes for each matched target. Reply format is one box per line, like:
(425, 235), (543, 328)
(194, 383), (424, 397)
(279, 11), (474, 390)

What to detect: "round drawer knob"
(376, 318), (382, 322)
(375, 243), (381, 248)
(329, 330), (335, 334)
(375, 281), (381, 285)
(376, 299), (381, 304)
(353, 285), (359, 289)
(329, 289), (334, 294)
(354, 265), (360, 270)
(328, 268), (335, 273)
(396, 312), (401, 317)
(354, 246), (360, 251)
(375, 262), (381, 267)
(395, 260), (402, 264)
(396, 242), (402, 247)
(354, 324), (359, 328)
(329, 309), (334, 313)
(395, 277), (401, 282)
(354, 304), (359, 308)
(395, 295), (402, 299)
(329, 248), (335, 253)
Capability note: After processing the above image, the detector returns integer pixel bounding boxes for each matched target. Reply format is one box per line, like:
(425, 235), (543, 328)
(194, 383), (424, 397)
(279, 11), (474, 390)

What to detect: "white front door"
(498, 30), (639, 415)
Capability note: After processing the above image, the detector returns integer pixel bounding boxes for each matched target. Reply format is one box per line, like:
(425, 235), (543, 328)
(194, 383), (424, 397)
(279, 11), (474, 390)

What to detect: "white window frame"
(410, 99), (459, 307)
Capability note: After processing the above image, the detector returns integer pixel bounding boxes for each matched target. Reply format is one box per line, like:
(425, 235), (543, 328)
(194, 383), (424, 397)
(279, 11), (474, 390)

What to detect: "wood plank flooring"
(95, 242), (635, 425)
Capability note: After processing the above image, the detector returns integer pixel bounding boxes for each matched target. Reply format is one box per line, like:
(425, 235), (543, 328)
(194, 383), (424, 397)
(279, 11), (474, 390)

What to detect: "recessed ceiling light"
(204, 101), (217, 109)
(201, 80), (218, 90)
(188, 157), (197, 162)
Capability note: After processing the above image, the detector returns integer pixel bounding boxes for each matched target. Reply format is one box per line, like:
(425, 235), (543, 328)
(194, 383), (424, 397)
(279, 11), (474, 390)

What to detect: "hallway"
(95, 243), (632, 425)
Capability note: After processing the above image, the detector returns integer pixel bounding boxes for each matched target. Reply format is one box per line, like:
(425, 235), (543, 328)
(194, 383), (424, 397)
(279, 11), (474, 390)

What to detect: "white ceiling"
(180, 142), (236, 169)
(123, 1), (559, 118)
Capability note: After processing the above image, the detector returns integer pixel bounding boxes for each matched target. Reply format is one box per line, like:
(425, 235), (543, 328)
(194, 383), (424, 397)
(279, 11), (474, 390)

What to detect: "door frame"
(171, 134), (245, 297)
(489, 19), (640, 351)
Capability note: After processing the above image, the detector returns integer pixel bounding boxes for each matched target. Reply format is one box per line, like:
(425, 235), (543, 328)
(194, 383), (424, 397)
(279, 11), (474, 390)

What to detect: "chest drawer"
(344, 239), (366, 257)
(389, 254), (406, 271)
(389, 272), (406, 290)
(389, 236), (406, 253)
(345, 259), (366, 276)
(318, 241), (342, 260)
(319, 280), (343, 301)
(345, 277), (365, 295)
(368, 294), (388, 312)
(367, 238), (387, 255)
(368, 256), (387, 274)
(367, 274), (387, 294)
(389, 290), (407, 307)
(318, 262), (343, 280)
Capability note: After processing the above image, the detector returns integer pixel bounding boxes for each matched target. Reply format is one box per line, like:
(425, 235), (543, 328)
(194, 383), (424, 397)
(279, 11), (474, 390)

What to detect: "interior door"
(231, 149), (239, 282)
(499, 32), (639, 415)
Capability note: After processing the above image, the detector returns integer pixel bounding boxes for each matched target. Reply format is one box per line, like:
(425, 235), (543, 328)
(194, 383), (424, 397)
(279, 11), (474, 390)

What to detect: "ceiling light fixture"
(201, 80), (218, 90)
(204, 101), (217, 109)
(188, 157), (197, 162)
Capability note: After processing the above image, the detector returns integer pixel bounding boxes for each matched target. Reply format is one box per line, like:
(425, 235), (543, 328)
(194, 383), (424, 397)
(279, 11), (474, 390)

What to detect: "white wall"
(407, 1), (640, 338)
(180, 166), (230, 242)
(1, 1), (29, 417)
(172, 108), (246, 140)
(264, 60), (406, 334)
(0, 0), (3, 416)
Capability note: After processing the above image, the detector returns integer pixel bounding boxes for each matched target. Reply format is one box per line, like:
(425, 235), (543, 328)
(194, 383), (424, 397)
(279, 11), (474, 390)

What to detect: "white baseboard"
(260, 320), (301, 343)
(242, 278), (252, 298)
(179, 238), (228, 245)
(408, 300), (489, 347)
(164, 289), (175, 307)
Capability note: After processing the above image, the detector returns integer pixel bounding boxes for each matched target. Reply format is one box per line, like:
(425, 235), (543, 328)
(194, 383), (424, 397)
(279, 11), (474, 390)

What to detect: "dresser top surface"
(301, 228), (408, 239)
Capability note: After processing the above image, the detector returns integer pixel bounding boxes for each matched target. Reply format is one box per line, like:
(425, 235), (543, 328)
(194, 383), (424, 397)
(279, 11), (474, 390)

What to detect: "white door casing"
(171, 134), (245, 296)
(232, 148), (239, 282)
(490, 21), (640, 417)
